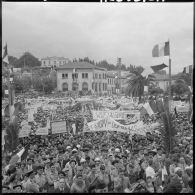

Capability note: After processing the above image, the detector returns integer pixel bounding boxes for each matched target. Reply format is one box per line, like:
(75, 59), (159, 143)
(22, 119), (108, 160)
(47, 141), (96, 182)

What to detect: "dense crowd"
(2, 91), (193, 193)
(2, 110), (193, 193)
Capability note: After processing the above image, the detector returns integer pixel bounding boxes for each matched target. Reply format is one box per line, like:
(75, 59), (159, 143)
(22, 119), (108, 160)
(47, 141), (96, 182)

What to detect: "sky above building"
(2, 2), (193, 74)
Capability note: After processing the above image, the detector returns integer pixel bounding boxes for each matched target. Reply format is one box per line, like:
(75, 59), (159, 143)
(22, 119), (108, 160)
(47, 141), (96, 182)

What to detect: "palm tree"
(159, 97), (177, 154)
(125, 65), (155, 100)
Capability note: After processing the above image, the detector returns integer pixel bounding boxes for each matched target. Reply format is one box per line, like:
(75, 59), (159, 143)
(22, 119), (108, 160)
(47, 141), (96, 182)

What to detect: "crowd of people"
(2, 92), (193, 193)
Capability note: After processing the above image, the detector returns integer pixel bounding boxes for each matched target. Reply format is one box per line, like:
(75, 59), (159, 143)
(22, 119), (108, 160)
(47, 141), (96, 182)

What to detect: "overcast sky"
(2, 2), (193, 74)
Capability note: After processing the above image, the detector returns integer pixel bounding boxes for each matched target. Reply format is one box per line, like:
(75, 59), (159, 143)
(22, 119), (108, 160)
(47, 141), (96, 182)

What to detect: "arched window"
(72, 82), (78, 91)
(82, 82), (88, 91)
(62, 83), (68, 91)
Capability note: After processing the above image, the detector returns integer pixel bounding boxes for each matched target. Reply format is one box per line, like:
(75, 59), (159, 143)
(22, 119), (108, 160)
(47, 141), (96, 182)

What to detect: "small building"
(56, 62), (108, 94)
(107, 71), (128, 95)
(41, 57), (70, 68)
(152, 74), (170, 91)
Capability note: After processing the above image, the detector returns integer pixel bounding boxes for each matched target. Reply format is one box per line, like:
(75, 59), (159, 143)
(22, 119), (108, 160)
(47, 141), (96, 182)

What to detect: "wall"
(57, 69), (93, 91)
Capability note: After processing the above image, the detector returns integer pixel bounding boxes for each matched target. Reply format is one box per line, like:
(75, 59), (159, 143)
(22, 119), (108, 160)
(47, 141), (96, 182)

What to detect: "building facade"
(152, 73), (170, 91)
(107, 71), (128, 95)
(41, 57), (70, 68)
(56, 62), (108, 94)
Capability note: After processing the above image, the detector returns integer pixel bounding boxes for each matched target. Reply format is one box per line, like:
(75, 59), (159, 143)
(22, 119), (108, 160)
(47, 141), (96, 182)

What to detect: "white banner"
(85, 117), (160, 135)
(92, 110), (140, 121)
(36, 127), (48, 135)
(176, 105), (189, 113)
(52, 121), (67, 134)
(85, 117), (146, 135)
(19, 124), (31, 138)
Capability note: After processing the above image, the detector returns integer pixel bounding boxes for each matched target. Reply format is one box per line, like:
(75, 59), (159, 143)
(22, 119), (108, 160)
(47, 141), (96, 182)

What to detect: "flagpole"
(168, 40), (172, 112)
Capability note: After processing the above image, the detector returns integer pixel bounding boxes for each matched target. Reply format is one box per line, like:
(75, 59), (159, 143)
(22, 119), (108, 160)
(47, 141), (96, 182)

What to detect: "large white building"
(41, 57), (70, 68)
(56, 62), (108, 94)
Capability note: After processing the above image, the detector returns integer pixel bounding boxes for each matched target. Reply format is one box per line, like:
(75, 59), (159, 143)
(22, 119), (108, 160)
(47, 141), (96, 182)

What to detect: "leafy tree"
(15, 52), (41, 68)
(127, 64), (144, 74)
(33, 77), (43, 92)
(13, 77), (24, 93)
(32, 76), (55, 94)
(13, 76), (32, 93)
(173, 72), (192, 86)
(8, 56), (18, 67)
(149, 87), (164, 95)
(170, 79), (190, 95)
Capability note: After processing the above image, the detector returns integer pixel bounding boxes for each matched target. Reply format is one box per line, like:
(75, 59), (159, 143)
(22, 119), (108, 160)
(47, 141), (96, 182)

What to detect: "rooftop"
(41, 56), (69, 60)
(56, 62), (106, 71)
(106, 71), (127, 79)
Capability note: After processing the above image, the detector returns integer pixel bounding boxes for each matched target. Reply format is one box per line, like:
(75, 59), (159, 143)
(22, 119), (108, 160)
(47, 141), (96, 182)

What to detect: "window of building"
(54, 61), (56, 64)
(72, 82), (78, 91)
(105, 83), (107, 90)
(99, 74), (101, 79)
(82, 73), (88, 79)
(82, 82), (88, 91)
(62, 83), (68, 91)
(95, 83), (97, 92)
(59, 61), (61, 65)
(99, 83), (101, 91)
(72, 73), (78, 80)
(43, 61), (46, 65)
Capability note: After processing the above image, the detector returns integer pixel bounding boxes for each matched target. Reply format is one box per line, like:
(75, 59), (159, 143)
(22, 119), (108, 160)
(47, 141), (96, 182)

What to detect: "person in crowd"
(25, 170), (39, 193)
(34, 165), (47, 192)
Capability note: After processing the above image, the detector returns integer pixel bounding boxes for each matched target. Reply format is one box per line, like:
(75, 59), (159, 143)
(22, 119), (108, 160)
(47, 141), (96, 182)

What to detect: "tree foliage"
(15, 52), (41, 68)
(171, 79), (190, 95)
(159, 101), (177, 154)
(8, 56), (18, 67)
(149, 87), (164, 95)
(33, 76), (56, 94)
(125, 66), (155, 98)
(13, 76), (32, 93)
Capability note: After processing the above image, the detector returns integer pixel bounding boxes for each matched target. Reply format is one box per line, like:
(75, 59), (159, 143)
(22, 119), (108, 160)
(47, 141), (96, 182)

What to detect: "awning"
(151, 63), (168, 73)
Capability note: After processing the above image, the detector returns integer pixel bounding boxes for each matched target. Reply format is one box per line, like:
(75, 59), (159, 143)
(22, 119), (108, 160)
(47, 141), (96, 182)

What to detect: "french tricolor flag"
(152, 41), (170, 57)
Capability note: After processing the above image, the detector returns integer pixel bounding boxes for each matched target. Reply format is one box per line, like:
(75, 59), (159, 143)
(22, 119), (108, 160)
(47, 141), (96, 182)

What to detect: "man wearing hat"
(53, 178), (70, 193)
(25, 169), (39, 193)
(26, 158), (34, 171)
(94, 157), (101, 175)
(12, 184), (23, 193)
(80, 158), (90, 176)
(163, 167), (183, 193)
(34, 165), (46, 192)
(46, 163), (59, 191)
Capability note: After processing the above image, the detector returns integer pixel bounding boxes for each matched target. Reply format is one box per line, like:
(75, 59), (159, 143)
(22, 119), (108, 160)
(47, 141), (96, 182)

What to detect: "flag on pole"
(3, 43), (9, 64)
(143, 102), (154, 116)
(152, 41), (170, 57)
(5, 144), (30, 171)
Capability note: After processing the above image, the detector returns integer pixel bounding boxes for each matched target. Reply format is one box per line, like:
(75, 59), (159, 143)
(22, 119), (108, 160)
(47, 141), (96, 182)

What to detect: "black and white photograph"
(2, 1), (193, 193)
